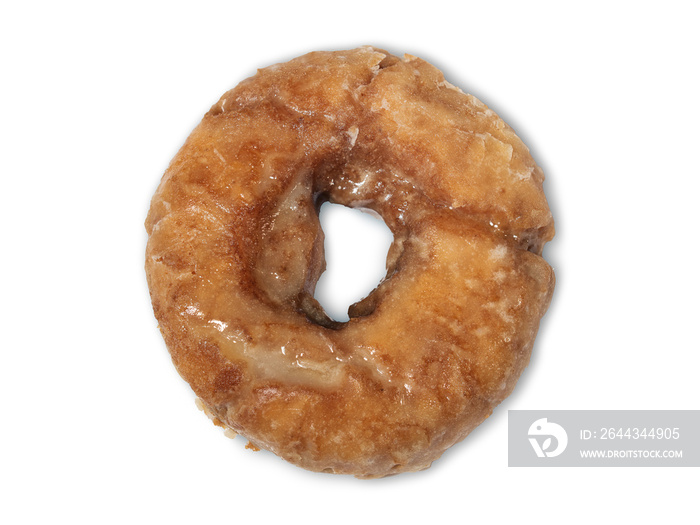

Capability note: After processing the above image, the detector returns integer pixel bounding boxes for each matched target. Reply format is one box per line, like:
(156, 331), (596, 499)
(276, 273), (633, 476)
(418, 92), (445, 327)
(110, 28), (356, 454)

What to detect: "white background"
(2, 1), (698, 523)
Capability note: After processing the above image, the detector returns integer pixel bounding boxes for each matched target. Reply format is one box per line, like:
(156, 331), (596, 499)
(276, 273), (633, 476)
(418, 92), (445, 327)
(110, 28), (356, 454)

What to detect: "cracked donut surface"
(145, 46), (555, 478)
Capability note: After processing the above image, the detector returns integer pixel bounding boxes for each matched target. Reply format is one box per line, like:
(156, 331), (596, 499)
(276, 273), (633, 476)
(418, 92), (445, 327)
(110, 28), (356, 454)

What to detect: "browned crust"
(145, 47), (555, 478)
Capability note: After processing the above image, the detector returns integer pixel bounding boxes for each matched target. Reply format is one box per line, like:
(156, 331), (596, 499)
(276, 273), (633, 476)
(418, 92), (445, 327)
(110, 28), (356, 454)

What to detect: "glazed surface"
(145, 47), (555, 477)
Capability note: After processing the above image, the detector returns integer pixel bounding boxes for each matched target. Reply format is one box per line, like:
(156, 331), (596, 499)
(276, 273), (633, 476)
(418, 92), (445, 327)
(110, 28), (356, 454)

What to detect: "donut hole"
(314, 202), (393, 323)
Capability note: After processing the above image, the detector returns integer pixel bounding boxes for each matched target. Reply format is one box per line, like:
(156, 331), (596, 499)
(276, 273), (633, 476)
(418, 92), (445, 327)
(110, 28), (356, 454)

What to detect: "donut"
(145, 46), (555, 478)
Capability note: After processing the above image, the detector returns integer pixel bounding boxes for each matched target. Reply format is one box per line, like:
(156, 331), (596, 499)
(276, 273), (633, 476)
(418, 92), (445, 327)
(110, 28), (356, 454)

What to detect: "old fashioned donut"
(145, 47), (555, 478)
